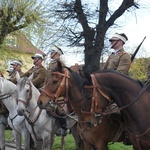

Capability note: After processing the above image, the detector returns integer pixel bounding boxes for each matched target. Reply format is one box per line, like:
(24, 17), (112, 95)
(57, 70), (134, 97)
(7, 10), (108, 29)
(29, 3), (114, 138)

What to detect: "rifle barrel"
(131, 36), (146, 62)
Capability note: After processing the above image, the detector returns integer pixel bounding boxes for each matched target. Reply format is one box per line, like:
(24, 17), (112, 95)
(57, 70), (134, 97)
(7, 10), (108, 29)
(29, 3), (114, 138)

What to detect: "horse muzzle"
(17, 109), (24, 116)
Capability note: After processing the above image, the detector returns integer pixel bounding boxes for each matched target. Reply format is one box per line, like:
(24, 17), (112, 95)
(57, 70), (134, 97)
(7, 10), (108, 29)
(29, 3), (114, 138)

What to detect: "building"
(0, 30), (45, 77)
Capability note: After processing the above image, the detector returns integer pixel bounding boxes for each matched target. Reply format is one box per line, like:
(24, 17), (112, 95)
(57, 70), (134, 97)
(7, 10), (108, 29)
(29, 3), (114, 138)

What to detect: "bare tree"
(42, 0), (140, 73)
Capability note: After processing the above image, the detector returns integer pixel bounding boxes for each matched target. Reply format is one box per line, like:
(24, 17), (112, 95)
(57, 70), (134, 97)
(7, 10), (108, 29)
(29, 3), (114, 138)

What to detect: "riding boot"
(61, 128), (68, 136)
(59, 118), (68, 136)
(123, 132), (132, 145)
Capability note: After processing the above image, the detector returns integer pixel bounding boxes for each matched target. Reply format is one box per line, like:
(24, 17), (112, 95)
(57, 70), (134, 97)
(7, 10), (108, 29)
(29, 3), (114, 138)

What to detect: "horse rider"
(102, 33), (131, 75)
(9, 53), (47, 90)
(10, 60), (24, 77)
(6, 67), (14, 79)
(102, 33), (132, 145)
(46, 45), (68, 136)
(9, 53), (47, 149)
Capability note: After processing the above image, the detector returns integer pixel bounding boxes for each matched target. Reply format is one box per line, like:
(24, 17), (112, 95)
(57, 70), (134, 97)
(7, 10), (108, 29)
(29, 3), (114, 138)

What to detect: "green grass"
(5, 130), (133, 150)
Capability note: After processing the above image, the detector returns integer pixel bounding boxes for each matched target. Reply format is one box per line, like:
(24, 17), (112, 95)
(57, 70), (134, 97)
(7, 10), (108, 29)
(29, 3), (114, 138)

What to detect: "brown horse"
(37, 62), (129, 150)
(82, 70), (150, 150)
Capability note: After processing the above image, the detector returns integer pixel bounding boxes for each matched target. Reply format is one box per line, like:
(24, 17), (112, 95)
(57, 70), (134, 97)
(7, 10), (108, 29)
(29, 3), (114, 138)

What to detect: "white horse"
(16, 73), (66, 150)
(0, 77), (30, 150)
(16, 73), (83, 150)
(0, 114), (8, 150)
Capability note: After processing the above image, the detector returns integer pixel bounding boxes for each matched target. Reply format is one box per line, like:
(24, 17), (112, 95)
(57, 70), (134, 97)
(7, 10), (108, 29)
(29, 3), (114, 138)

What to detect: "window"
(5, 35), (17, 47)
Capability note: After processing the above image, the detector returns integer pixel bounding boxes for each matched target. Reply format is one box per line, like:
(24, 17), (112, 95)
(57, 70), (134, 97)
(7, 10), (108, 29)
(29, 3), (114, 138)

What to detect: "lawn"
(5, 130), (133, 150)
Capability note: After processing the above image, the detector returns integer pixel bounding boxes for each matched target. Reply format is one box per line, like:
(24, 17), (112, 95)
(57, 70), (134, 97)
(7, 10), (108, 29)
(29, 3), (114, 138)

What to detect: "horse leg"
(0, 123), (6, 150)
(60, 135), (67, 150)
(49, 133), (55, 150)
(43, 133), (52, 150)
(14, 129), (22, 150)
(30, 134), (43, 150)
(23, 129), (30, 150)
(83, 141), (92, 150)
(70, 124), (84, 150)
(97, 142), (108, 150)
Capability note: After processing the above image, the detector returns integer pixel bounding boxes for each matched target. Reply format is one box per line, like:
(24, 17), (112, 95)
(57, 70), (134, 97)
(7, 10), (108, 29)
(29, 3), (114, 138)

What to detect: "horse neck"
(1, 79), (17, 115)
(27, 86), (41, 114)
(68, 79), (84, 120)
(96, 73), (141, 107)
(2, 94), (18, 115)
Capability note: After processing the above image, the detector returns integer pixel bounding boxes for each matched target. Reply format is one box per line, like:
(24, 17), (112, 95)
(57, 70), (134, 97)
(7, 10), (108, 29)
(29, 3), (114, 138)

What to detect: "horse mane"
(67, 67), (85, 89)
(17, 77), (29, 90)
(51, 61), (85, 89)
(96, 70), (143, 87)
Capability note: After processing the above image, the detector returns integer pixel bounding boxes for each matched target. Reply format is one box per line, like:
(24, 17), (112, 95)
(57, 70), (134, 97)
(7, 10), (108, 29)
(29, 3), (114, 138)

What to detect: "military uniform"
(9, 70), (24, 79)
(21, 66), (47, 89)
(47, 59), (64, 73)
(46, 59), (65, 80)
(10, 66), (47, 89)
(102, 49), (131, 74)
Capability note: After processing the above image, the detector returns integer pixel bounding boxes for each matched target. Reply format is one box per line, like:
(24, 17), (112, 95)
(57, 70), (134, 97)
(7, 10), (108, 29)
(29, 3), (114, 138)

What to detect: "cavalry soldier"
(46, 46), (68, 136)
(102, 33), (132, 145)
(10, 60), (24, 78)
(47, 45), (64, 74)
(6, 67), (14, 79)
(102, 33), (131, 74)
(10, 53), (47, 90)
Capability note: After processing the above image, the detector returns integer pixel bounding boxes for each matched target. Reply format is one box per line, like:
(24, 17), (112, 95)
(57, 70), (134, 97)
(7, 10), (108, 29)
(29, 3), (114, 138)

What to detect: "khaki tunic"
(21, 66), (47, 89)
(10, 66), (47, 89)
(9, 70), (24, 79)
(45, 59), (65, 84)
(102, 49), (131, 75)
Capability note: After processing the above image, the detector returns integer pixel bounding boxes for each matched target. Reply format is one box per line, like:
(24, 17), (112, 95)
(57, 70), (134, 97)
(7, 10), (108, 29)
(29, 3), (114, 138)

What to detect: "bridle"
(17, 82), (32, 106)
(41, 68), (70, 104)
(0, 92), (14, 101)
(82, 74), (112, 115)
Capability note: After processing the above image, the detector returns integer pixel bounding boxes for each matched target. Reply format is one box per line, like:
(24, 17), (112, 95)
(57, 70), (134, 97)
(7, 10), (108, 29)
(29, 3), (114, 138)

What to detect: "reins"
(41, 68), (84, 119)
(0, 92), (14, 101)
(83, 74), (146, 116)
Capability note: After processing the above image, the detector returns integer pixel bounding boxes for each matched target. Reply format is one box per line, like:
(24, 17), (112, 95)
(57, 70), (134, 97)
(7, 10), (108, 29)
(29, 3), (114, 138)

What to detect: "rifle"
(131, 36), (146, 62)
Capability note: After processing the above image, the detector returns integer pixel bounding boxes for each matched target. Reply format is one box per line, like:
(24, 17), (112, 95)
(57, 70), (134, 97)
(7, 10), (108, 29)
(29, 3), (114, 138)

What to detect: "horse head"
(79, 72), (111, 126)
(16, 73), (39, 116)
(37, 61), (99, 125)
(37, 61), (71, 116)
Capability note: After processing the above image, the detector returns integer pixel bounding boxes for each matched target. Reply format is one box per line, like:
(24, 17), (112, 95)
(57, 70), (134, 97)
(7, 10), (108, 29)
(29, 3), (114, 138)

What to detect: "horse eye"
(27, 89), (29, 93)
(53, 81), (58, 84)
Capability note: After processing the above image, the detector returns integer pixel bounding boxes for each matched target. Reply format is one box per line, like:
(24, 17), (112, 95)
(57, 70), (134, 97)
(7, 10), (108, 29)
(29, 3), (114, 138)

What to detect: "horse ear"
(79, 69), (84, 79)
(84, 72), (92, 85)
(16, 71), (20, 82)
